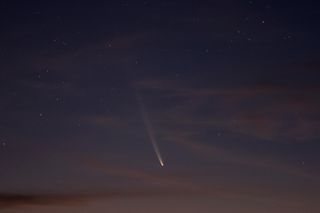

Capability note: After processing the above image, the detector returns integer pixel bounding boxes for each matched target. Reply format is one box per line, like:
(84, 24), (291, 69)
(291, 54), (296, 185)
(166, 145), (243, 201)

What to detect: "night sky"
(1, 1), (320, 212)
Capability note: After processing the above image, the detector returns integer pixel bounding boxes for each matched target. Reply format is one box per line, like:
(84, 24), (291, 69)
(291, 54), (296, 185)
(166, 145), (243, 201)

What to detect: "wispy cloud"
(0, 189), (187, 209)
(169, 134), (317, 179)
(136, 78), (320, 142)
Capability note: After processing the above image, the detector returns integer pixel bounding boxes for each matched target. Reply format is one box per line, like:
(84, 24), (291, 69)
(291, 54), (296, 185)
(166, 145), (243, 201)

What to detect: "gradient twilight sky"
(1, 1), (320, 212)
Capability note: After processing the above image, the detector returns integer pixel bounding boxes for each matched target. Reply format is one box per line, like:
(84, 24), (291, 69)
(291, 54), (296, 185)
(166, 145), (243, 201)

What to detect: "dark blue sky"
(0, 1), (320, 212)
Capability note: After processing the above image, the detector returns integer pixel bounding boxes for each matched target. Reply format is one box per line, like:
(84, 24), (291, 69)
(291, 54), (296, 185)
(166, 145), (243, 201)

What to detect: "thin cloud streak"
(170, 134), (317, 179)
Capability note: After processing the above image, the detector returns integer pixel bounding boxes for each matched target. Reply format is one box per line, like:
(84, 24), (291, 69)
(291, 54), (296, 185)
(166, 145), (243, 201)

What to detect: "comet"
(135, 92), (164, 167)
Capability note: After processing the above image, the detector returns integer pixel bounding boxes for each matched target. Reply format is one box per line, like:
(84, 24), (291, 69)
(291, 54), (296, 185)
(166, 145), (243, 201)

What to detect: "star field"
(0, 1), (320, 212)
